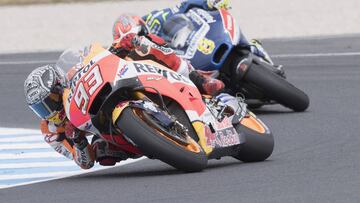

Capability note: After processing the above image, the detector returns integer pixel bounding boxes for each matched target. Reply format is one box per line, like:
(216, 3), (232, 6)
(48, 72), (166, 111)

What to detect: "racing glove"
(64, 121), (95, 169)
(189, 70), (225, 96)
(117, 33), (138, 51)
(207, 0), (230, 10)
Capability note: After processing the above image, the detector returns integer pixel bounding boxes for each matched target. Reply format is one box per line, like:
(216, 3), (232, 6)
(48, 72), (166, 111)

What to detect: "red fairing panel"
(219, 9), (240, 45)
(130, 61), (206, 116)
(66, 50), (121, 129)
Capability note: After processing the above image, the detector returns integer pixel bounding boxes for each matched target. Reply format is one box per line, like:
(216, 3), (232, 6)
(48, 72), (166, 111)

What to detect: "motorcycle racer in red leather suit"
(24, 15), (226, 170)
(110, 14), (225, 96)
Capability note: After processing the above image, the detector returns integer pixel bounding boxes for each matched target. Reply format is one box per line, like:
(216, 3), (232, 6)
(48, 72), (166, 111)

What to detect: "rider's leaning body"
(24, 14), (228, 170)
(142, 0), (276, 65)
(143, 0), (227, 36)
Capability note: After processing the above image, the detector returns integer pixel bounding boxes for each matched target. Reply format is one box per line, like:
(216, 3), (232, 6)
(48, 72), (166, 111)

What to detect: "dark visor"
(29, 93), (62, 119)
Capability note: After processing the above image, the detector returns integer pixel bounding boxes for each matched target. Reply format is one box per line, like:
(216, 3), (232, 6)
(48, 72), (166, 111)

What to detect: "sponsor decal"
(84, 122), (92, 131)
(69, 64), (104, 115)
(206, 127), (240, 148)
(142, 101), (159, 113)
(205, 118), (240, 147)
(235, 58), (250, 76)
(187, 10), (204, 26)
(205, 126), (216, 147)
(44, 134), (58, 143)
(70, 60), (95, 91)
(133, 62), (191, 84)
(195, 9), (216, 24)
(67, 60), (95, 103)
(183, 10), (211, 59)
(152, 44), (172, 54)
(146, 76), (162, 81)
(219, 9), (240, 45)
(214, 117), (232, 130)
(117, 64), (129, 78)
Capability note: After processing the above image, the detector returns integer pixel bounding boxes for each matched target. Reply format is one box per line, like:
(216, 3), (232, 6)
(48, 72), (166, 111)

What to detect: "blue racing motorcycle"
(160, 8), (309, 112)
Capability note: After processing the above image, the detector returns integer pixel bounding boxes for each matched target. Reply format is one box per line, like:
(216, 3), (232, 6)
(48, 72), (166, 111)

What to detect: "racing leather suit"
(41, 116), (137, 169)
(142, 0), (273, 63)
(111, 33), (224, 95)
(40, 119), (95, 169)
(126, 33), (194, 77)
(41, 34), (220, 169)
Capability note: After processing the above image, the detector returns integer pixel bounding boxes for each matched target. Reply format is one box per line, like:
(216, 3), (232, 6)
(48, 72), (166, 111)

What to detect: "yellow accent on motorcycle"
(198, 38), (215, 55)
(82, 43), (106, 67)
(207, 0), (230, 10)
(192, 121), (213, 154)
(112, 102), (131, 125)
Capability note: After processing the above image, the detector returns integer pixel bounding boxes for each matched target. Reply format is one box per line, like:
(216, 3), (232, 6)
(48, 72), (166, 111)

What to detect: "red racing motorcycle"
(63, 44), (274, 172)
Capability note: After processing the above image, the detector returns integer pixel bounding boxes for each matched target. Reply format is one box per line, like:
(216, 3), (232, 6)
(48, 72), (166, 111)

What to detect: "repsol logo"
(70, 60), (95, 90)
(133, 62), (191, 84)
(67, 60), (96, 103)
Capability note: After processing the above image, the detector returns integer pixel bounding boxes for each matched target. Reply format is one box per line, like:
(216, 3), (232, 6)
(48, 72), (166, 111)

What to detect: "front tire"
(115, 107), (207, 172)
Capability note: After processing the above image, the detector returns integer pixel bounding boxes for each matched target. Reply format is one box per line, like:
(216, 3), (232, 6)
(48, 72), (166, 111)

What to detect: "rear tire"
(116, 107), (207, 172)
(244, 62), (309, 112)
(233, 117), (274, 162)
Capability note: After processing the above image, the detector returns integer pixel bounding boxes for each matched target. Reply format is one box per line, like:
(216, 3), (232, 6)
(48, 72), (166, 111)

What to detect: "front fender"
(112, 101), (132, 125)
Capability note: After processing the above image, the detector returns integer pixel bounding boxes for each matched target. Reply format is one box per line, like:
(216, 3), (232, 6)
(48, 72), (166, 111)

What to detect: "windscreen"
(162, 14), (195, 49)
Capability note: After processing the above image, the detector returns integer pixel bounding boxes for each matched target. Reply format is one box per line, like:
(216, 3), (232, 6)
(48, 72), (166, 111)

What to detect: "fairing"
(63, 44), (207, 135)
(160, 8), (241, 71)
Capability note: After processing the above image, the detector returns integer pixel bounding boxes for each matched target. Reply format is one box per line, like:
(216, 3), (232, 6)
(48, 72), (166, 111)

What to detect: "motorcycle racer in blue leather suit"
(142, 0), (281, 69)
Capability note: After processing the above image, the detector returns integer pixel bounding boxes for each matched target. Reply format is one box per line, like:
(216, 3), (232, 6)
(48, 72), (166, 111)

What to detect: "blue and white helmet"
(24, 65), (67, 120)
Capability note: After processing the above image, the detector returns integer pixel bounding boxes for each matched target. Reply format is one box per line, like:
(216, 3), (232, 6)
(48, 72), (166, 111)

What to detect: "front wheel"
(115, 107), (208, 172)
(244, 61), (310, 112)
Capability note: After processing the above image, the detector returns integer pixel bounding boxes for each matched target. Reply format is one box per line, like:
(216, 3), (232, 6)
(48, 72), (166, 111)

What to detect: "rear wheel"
(115, 107), (207, 172)
(244, 61), (309, 112)
(233, 114), (274, 162)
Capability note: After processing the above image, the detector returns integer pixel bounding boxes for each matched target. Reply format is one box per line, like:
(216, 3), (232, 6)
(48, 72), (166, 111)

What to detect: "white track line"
(0, 128), (40, 135)
(0, 127), (147, 190)
(0, 152), (63, 160)
(0, 171), (80, 181)
(272, 52), (360, 58)
(1, 51), (360, 65)
(0, 143), (49, 150)
(0, 60), (56, 65)
(0, 157), (146, 189)
(0, 161), (75, 169)
(0, 136), (42, 143)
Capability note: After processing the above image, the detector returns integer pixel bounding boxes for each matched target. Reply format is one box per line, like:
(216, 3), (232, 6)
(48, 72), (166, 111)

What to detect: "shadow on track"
(250, 105), (311, 115)
(71, 158), (273, 180)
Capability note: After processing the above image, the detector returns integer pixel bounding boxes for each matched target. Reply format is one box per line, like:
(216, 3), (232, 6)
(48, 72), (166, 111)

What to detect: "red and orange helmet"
(112, 14), (149, 48)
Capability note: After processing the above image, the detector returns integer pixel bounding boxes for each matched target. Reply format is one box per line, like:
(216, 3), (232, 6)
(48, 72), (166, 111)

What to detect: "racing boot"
(189, 70), (225, 96)
(92, 136), (130, 166)
(215, 93), (248, 122)
(250, 39), (285, 78)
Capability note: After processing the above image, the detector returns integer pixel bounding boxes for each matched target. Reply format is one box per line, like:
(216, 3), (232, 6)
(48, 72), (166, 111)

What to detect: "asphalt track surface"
(0, 35), (360, 202)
